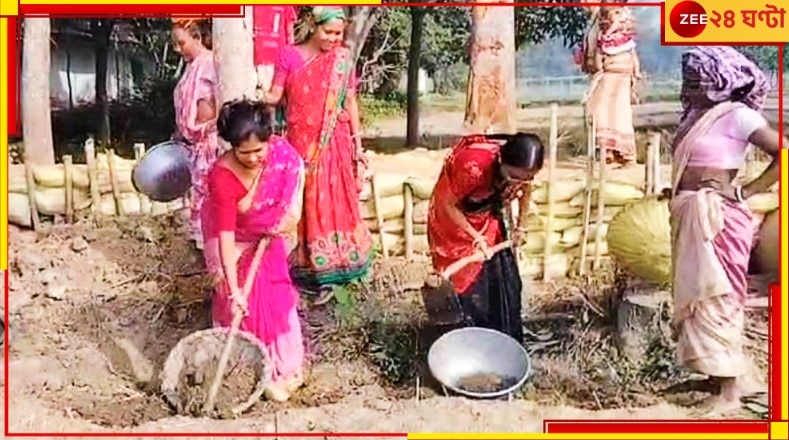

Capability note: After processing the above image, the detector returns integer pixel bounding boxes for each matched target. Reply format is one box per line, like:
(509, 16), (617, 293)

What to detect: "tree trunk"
(93, 18), (114, 148)
(345, 7), (381, 63)
(21, 17), (55, 165)
(464, 3), (517, 134)
(213, 12), (256, 151)
(405, 7), (425, 147)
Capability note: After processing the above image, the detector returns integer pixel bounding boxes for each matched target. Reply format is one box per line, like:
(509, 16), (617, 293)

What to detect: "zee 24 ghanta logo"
(668, 0), (786, 38)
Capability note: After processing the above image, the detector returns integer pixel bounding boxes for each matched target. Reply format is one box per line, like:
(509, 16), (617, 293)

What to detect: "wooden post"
(133, 143), (150, 215)
(593, 138), (607, 271)
(63, 155), (74, 223)
(84, 137), (101, 215)
(645, 135), (655, 196)
(651, 132), (662, 193)
(542, 103), (559, 282)
(23, 159), (41, 231)
(404, 183), (415, 260)
(579, 117), (596, 276)
(107, 149), (125, 217)
(370, 174), (390, 258)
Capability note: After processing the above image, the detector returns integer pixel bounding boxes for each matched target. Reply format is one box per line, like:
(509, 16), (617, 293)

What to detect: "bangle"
(734, 185), (745, 202)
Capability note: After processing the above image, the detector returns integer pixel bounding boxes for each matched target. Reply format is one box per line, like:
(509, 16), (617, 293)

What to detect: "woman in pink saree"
(671, 46), (780, 415)
(172, 18), (220, 250)
(202, 100), (305, 402)
(262, 6), (372, 304)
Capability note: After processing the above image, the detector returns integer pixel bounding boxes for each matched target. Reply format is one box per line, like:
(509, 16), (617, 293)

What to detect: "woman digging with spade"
(426, 133), (545, 343)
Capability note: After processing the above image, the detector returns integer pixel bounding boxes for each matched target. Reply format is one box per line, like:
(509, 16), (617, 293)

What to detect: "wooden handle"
(203, 237), (270, 415)
(440, 240), (513, 279)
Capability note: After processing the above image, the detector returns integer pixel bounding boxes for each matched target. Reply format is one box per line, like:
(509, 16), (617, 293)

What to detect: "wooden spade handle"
(203, 237), (270, 415)
(440, 240), (513, 279)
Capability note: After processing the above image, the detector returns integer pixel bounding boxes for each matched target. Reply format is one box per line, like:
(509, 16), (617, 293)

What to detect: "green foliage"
(738, 45), (788, 71)
(359, 92), (407, 127)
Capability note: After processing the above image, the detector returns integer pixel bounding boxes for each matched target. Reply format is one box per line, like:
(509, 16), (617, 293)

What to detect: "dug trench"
(5, 215), (769, 431)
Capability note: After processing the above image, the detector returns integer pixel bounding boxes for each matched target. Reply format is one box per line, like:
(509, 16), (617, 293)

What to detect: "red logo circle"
(669, 1), (708, 39)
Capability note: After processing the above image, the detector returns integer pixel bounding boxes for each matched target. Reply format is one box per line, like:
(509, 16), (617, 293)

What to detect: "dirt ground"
(1, 114), (772, 435)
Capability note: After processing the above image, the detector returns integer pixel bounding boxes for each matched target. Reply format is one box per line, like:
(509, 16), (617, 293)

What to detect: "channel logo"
(669, 0), (708, 38)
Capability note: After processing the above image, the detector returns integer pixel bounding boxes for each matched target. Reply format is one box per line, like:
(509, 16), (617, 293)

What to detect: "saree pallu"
(586, 51), (637, 165)
(284, 47), (373, 289)
(671, 190), (753, 378)
(201, 139), (305, 386)
(174, 51), (219, 249)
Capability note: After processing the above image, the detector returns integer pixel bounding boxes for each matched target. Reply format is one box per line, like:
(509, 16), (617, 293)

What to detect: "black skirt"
(457, 246), (524, 343)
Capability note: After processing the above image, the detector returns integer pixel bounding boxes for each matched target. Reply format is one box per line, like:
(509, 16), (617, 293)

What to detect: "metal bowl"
(132, 141), (192, 202)
(427, 327), (531, 399)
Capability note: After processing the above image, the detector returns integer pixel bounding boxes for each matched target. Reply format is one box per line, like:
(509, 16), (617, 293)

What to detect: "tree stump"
(615, 278), (671, 365)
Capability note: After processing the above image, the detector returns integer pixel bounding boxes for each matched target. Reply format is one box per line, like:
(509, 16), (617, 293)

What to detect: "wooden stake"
(23, 159), (41, 231)
(107, 148), (125, 217)
(650, 132), (662, 193)
(645, 135), (655, 195)
(404, 183), (415, 260)
(578, 117), (596, 276)
(542, 103), (559, 282)
(84, 138), (102, 215)
(369, 174), (390, 258)
(133, 143), (150, 215)
(593, 139), (607, 271)
(63, 155), (74, 223)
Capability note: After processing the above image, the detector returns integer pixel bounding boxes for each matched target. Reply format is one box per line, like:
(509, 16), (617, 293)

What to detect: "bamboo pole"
(645, 136), (655, 196)
(578, 117), (596, 276)
(133, 143), (150, 214)
(650, 132), (662, 193)
(593, 140), (607, 271)
(107, 149), (125, 217)
(23, 159), (41, 231)
(84, 138), (101, 215)
(63, 155), (74, 223)
(542, 103), (559, 282)
(404, 183), (415, 260)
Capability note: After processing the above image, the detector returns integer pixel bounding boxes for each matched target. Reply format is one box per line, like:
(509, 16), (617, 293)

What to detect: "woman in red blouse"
(201, 100), (305, 402)
(427, 133), (544, 343)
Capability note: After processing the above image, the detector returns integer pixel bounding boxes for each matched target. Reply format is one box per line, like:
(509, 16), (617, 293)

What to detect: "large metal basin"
(132, 141), (192, 202)
(427, 327), (531, 399)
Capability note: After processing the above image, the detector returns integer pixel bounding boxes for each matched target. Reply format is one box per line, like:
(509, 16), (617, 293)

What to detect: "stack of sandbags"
(518, 179), (646, 279)
(8, 152), (185, 228)
(359, 173), (412, 256)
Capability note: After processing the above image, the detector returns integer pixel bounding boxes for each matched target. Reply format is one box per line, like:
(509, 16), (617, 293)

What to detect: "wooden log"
(615, 279), (670, 365)
(593, 133), (607, 271)
(369, 173), (390, 258)
(649, 132), (662, 193)
(578, 117), (596, 276)
(645, 136), (655, 195)
(107, 149), (125, 217)
(84, 138), (102, 215)
(404, 183), (415, 260)
(23, 159), (41, 231)
(63, 155), (74, 223)
(543, 103), (559, 281)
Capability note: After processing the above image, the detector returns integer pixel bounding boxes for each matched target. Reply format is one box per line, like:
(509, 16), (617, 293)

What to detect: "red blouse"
(204, 164), (249, 236)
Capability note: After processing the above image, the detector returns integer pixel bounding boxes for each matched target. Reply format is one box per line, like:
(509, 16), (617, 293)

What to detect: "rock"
(15, 252), (47, 276)
(70, 237), (89, 253)
(46, 284), (67, 301)
(137, 226), (157, 243)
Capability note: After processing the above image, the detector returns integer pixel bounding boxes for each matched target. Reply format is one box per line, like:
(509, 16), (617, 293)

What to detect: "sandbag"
(360, 195), (405, 221)
(525, 215), (581, 232)
(99, 193), (144, 216)
(568, 182), (644, 207)
(412, 233), (430, 254)
(9, 193), (32, 227)
(537, 202), (584, 218)
(519, 253), (570, 280)
(520, 231), (562, 254)
(365, 218), (405, 233)
(405, 176), (437, 200)
(567, 241), (609, 257)
(560, 223), (609, 247)
(36, 187), (92, 215)
(531, 180), (586, 204)
(371, 173), (409, 198)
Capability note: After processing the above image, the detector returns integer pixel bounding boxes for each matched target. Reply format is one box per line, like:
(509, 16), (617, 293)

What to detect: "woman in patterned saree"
(171, 17), (220, 250)
(262, 6), (372, 303)
(202, 100), (305, 402)
(671, 46), (780, 415)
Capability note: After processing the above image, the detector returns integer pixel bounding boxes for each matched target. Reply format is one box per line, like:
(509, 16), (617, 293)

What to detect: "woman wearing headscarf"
(426, 133), (545, 343)
(171, 17), (219, 250)
(261, 7), (372, 304)
(671, 46), (780, 415)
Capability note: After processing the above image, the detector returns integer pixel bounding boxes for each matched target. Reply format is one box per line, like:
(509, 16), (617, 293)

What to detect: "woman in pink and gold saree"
(202, 100), (305, 402)
(171, 18), (220, 250)
(671, 46), (780, 415)
(263, 6), (372, 304)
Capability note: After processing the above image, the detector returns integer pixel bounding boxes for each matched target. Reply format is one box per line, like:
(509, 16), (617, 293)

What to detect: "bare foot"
(698, 394), (742, 417)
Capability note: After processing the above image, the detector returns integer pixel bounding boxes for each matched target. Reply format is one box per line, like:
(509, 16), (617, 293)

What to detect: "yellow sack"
(405, 176), (437, 200)
(531, 180), (586, 204)
(568, 182), (644, 207)
(360, 194), (405, 221)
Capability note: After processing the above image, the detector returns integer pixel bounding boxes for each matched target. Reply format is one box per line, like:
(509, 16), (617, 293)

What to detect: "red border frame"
(3, 2), (782, 438)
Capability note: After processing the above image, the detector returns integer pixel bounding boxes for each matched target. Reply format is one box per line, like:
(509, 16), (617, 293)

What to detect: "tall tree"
(405, 7), (426, 146)
(464, 3), (517, 133)
(21, 17), (55, 165)
(213, 11), (257, 151)
(91, 18), (115, 148)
